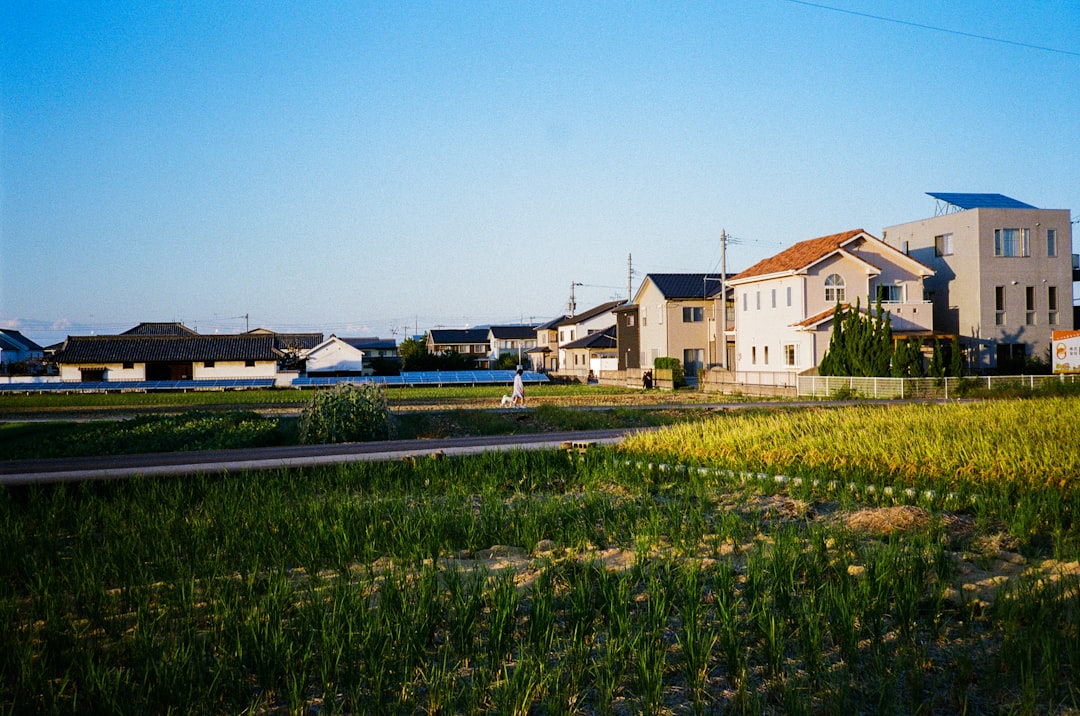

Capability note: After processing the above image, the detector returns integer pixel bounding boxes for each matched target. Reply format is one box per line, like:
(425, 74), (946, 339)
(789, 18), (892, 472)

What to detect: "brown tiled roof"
(734, 229), (868, 281)
(794, 305), (856, 328)
(54, 335), (282, 363)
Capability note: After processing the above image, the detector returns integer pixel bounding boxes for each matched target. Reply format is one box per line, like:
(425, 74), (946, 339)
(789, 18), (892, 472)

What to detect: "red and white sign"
(1052, 331), (1080, 374)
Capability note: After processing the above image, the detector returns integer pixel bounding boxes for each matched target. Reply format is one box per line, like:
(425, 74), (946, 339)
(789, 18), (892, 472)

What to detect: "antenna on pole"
(568, 282), (583, 316)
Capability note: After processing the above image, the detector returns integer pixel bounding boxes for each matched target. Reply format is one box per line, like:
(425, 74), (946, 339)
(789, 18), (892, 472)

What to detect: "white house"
(728, 229), (935, 382)
(303, 335), (367, 375)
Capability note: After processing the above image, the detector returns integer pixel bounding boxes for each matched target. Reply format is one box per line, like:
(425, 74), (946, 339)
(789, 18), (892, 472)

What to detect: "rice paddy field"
(2, 397), (1079, 714)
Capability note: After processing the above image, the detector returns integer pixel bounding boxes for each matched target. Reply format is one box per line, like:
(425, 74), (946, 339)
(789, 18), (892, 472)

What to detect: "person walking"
(511, 367), (526, 407)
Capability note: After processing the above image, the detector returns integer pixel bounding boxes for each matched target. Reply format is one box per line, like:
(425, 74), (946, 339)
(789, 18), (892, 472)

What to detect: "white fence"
(798, 374), (1080, 399)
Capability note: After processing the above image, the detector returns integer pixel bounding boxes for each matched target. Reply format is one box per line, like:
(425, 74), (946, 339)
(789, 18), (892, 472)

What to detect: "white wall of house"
(635, 281), (669, 368)
(192, 360), (278, 379)
(305, 338), (366, 374)
(60, 363), (145, 381)
(733, 276), (815, 375)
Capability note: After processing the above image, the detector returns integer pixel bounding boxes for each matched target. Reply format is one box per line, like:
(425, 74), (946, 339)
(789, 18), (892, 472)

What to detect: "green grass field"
(2, 397), (1078, 713)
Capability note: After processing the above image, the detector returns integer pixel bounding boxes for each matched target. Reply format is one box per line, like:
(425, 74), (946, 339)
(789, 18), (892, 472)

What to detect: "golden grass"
(620, 397), (1080, 490)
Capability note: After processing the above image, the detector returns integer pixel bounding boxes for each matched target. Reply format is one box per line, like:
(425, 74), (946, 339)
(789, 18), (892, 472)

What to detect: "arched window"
(824, 274), (846, 303)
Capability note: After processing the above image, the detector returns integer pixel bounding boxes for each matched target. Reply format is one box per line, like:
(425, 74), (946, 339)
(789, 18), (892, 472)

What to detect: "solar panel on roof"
(927, 193), (1037, 210)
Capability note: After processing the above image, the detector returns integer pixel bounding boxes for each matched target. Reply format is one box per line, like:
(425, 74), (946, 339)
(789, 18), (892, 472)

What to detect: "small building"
(487, 325), (538, 367)
(53, 334), (284, 382)
(527, 316), (566, 372)
(560, 326), (617, 381)
(427, 328), (490, 365)
(0, 329), (45, 371)
(303, 336), (368, 376)
(633, 273), (725, 380)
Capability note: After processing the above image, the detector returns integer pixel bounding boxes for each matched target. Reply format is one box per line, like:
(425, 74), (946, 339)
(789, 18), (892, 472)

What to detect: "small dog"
(500, 395), (514, 407)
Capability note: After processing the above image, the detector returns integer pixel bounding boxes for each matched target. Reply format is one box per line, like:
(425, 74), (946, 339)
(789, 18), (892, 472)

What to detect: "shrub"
(654, 357), (685, 387)
(298, 383), (397, 444)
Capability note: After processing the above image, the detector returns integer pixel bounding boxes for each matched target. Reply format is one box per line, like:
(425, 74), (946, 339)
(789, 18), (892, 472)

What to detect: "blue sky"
(3, 1), (1078, 345)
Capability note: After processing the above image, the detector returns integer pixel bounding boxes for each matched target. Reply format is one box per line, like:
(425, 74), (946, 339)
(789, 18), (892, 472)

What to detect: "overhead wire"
(783, 0), (1080, 58)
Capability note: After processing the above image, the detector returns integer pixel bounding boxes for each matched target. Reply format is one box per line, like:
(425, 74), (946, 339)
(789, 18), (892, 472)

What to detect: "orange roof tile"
(733, 229), (869, 281)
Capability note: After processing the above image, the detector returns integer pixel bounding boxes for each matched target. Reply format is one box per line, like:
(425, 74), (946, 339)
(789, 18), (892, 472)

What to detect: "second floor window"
(1048, 229), (1058, 257)
(995, 286), (1006, 325)
(824, 274), (845, 303)
(876, 285), (902, 302)
(682, 306), (704, 322)
(994, 228), (1029, 257)
(934, 233), (953, 256)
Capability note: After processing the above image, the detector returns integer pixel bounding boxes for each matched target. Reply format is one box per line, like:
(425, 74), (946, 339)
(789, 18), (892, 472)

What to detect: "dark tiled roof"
(342, 337), (397, 351)
(0, 329), (44, 352)
(535, 316), (567, 331)
(645, 274), (729, 300)
(54, 335), (282, 363)
(733, 229), (867, 281)
(561, 326), (617, 350)
(559, 300), (626, 325)
(489, 325), (538, 340)
(272, 333), (324, 351)
(121, 322), (199, 336)
(429, 328), (490, 344)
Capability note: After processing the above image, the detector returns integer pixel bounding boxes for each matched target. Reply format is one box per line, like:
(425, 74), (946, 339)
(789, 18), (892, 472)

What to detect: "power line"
(784, 0), (1080, 58)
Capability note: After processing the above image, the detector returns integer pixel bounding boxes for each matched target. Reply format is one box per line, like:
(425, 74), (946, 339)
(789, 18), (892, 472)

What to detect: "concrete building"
(882, 193), (1074, 371)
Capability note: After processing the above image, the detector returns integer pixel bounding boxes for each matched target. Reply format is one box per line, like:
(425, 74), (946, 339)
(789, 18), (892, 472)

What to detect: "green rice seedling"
(445, 566), (484, 664)
(492, 656), (542, 716)
(677, 564), (718, 714)
(527, 571), (557, 660)
(485, 571), (519, 669)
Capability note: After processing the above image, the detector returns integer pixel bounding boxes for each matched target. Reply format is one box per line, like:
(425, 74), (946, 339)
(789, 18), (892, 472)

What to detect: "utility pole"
(568, 282), (582, 316)
(720, 229), (727, 371)
(627, 253), (633, 302)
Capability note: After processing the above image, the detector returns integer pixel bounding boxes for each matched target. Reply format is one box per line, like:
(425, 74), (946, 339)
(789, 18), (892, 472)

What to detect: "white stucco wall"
(192, 360), (278, 379)
(305, 340), (365, 373)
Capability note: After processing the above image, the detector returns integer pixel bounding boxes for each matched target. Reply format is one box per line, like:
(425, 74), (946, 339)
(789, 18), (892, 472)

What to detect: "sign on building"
(1052, 331), (1080, 374)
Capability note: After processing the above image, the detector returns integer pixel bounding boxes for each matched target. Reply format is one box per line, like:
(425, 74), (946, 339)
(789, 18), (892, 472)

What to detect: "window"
(995, 286), (1006, 325)
(824, 274), (845, 303)
(245, 360), (256, 368)
(204, 361), (215, 368)
(876, 285), (903, 302)
(682, 306), (704, 322)
(1025, 286), (1036, 325)
(770, 289), (776, 308)
(756, 291), (761, 310)
(657, 305), (663, 325)
(742, 293), (747, 312)
(902, 241), (910, 255)
(1048, 229), (1058, 257)
(1049, 286), (1058, 325)
(751, 346), (757, 365)
(786, 286), (792, 307)
(994, 228), (1029, 257)
(626, 315), (635, 327)
(934, 233), (953, 256)
(763, 346), (769, 365)
(123, 362), (134, 369)
(642, 307), (647, 326)
(784, 344), (797, 367)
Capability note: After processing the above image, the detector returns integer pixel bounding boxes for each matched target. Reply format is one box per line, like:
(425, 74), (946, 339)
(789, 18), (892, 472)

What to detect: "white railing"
(798, 374), (1080, 399)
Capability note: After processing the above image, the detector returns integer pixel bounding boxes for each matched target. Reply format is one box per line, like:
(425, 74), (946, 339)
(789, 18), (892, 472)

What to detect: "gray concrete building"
(882, 193), (1073, 372)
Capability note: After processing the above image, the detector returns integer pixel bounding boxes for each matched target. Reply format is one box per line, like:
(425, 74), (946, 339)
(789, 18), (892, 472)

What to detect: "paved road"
(0, 429), (641, 486)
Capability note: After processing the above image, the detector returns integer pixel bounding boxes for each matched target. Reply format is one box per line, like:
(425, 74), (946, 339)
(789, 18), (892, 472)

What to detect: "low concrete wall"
(700, 369), (797, 398)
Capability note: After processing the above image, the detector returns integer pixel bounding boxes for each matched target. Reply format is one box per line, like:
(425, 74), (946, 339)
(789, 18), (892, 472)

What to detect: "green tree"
(398, 336), (432, 371)
(819, 299), (894, 377)
(948, 338), (964, 377)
